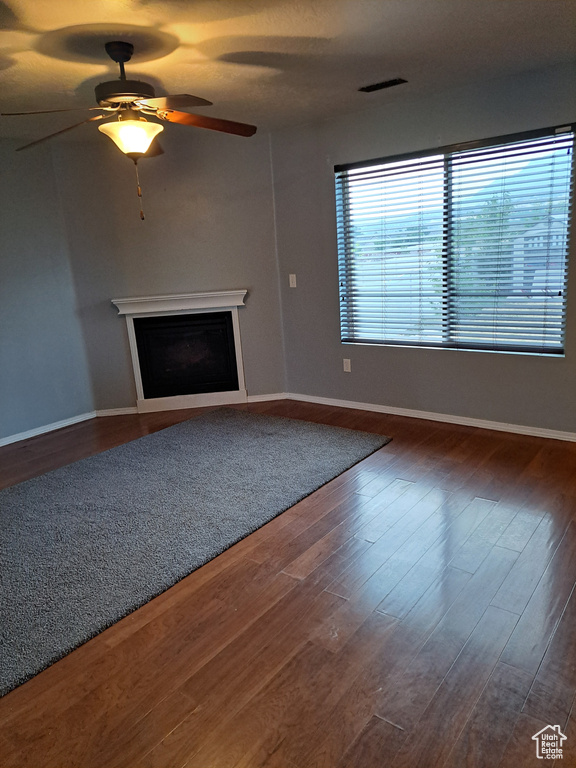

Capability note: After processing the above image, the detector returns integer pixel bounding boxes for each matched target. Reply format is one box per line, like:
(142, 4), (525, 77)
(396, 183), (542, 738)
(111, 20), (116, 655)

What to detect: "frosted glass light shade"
(99, 119), (163, 155)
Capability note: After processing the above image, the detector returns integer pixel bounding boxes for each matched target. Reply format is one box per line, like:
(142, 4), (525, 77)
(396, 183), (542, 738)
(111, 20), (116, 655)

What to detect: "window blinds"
(335, 128), (574, 354)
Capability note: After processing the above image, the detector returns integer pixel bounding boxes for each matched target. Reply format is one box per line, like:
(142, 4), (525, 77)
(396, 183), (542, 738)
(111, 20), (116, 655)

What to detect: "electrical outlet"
(289, 274), (297, 288)
(343, 358), (351, 372)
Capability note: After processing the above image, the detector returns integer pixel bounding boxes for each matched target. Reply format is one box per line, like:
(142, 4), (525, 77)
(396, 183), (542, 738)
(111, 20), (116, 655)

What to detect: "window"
(335, 127), (574, 354)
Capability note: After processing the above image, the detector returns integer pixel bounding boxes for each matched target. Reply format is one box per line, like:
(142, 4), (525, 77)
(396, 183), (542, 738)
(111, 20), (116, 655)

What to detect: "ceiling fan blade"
(2, 107), (104, 116)
(158, 110), (257, 137)
(137, 94), (213, 110)
(15, 114), (106, 151)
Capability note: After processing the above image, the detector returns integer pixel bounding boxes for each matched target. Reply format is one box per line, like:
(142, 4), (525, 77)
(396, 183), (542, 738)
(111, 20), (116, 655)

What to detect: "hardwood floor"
(1, 400), (576, 767)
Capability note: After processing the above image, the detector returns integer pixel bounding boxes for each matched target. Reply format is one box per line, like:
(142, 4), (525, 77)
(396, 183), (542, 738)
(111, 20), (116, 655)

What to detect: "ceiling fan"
(2, 41), (258, 156)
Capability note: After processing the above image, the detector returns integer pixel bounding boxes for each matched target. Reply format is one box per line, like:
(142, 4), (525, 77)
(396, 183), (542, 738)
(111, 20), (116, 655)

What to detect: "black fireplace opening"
(133, 312), (240, 399)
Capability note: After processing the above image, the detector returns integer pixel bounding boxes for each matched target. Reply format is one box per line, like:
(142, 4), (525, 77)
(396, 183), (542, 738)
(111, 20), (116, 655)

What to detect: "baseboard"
(137, 390), (247, 413)
(0, 411), (97, 448)
(247, 392), (291, 403)
(95, 407), (139, 417)
(284, 392), (576, 443)
(4, 392), (575, 448)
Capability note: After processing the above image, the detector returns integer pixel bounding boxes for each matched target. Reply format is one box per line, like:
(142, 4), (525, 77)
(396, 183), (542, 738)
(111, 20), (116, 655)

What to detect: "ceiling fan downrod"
(95, 42), (156, 107)
(105, 41), (134, 81)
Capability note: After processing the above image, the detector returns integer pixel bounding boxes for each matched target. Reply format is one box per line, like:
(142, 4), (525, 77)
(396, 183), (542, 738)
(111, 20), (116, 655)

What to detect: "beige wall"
(2, 62), (575, 440)
(271, 63), (576, 433)
(0, 141), (94, 438)
(0, 126), (286, 440)
(53, 128), (285, 412)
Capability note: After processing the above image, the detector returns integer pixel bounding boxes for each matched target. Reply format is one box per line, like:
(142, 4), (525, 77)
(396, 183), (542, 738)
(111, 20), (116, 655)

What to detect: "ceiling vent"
(358, 78), (407, 93)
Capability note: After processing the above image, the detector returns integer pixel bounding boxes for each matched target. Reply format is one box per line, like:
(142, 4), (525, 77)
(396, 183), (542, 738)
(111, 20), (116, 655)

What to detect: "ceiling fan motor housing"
(95, 79), (156, 107)
(105, 41), (134, 64)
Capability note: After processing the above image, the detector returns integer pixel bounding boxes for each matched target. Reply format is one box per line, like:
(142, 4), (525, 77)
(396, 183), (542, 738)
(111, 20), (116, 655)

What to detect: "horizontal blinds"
(336, 129), (574, 353)
(336, 155), (445, 345)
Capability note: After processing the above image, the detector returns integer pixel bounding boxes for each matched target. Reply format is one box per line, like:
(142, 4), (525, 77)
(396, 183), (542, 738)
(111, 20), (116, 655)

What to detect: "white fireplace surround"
(112, 291), (248, 413)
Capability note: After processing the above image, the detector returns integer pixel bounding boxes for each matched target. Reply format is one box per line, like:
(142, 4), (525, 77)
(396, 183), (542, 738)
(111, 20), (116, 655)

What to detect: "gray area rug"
(0, 408), (390, 697)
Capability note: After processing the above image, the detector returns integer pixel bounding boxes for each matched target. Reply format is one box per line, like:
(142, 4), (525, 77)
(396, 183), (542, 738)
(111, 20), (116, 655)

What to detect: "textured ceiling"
(0, 0), (575, 141)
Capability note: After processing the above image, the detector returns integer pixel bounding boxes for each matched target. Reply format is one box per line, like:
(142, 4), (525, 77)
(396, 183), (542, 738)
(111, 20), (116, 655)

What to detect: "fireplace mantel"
(112, 290), (247, 316)
(111, 291), (248, 413)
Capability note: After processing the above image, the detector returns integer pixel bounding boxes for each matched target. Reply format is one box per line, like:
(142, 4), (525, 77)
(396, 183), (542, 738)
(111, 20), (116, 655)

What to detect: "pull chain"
(133, 160), (145, 220)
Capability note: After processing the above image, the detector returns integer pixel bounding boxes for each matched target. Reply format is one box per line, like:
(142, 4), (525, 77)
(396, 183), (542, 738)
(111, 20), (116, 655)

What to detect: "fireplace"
(112, 291), (247, 412)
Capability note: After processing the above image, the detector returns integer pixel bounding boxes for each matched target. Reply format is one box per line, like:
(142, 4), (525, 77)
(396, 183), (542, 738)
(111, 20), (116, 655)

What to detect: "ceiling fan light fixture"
(98, 115), (163, 157)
